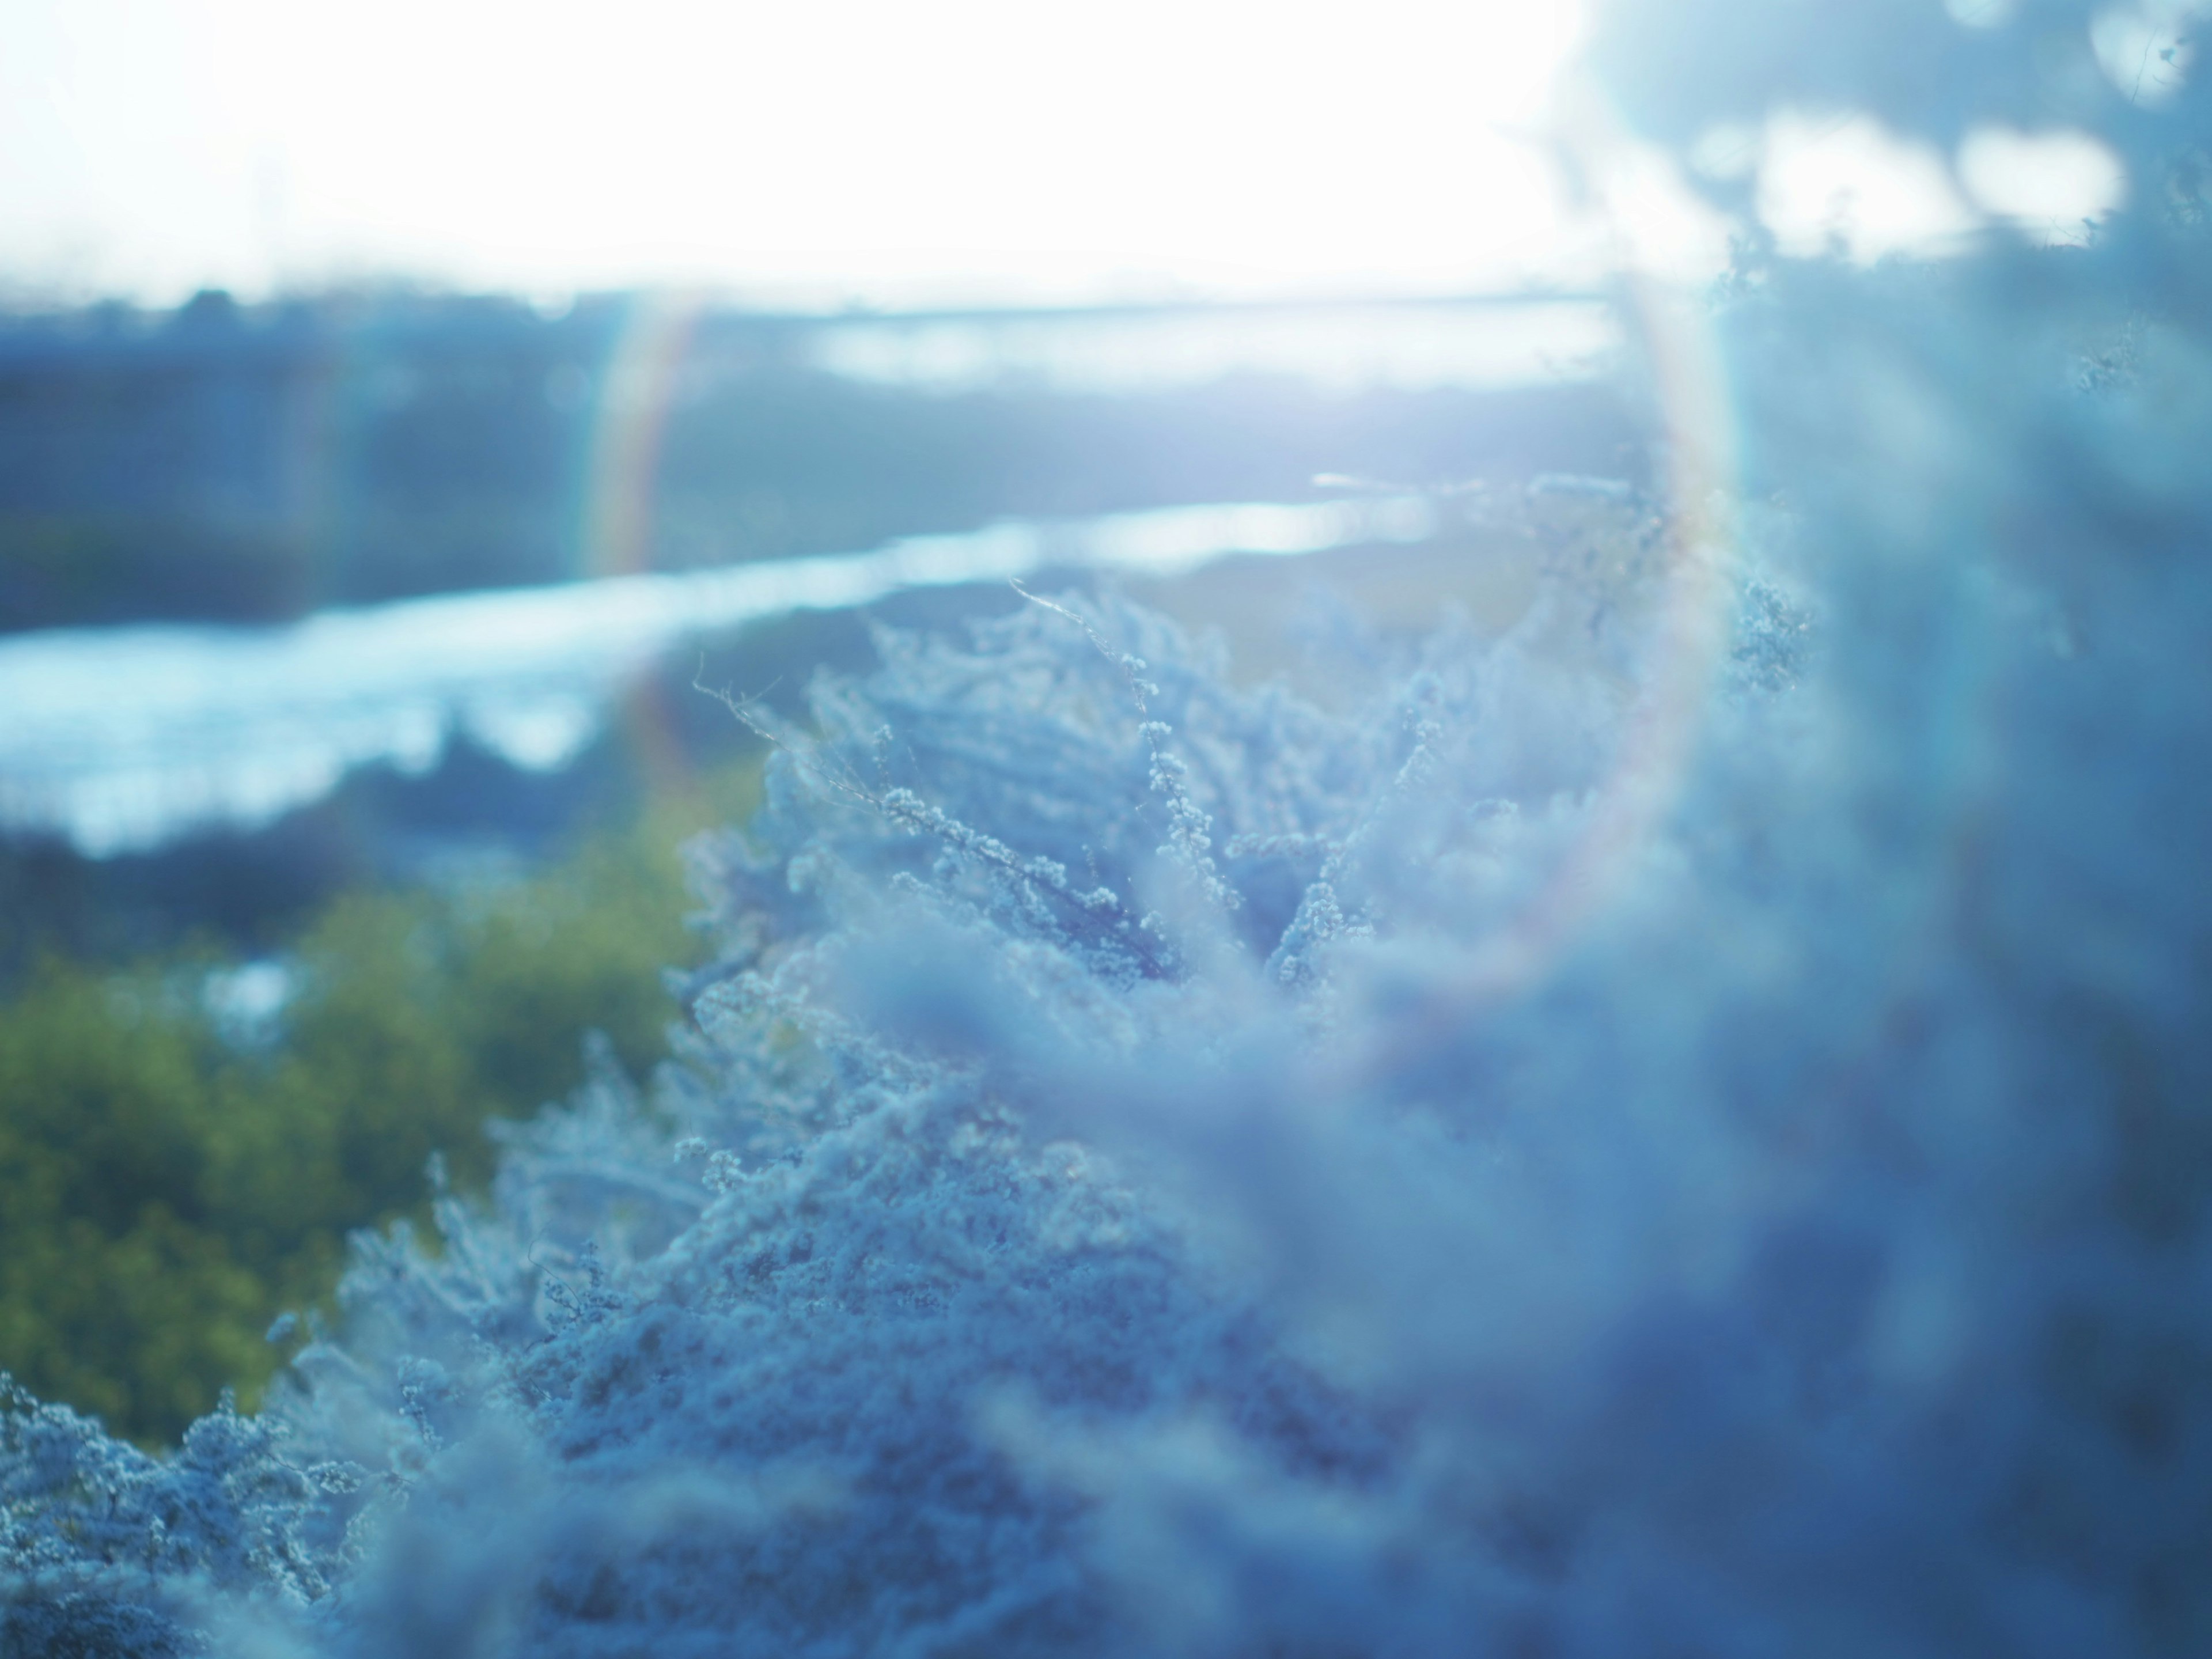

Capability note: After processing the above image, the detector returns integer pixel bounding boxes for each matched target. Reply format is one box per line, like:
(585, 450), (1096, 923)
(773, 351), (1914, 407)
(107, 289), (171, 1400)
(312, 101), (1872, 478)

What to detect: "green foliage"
(0, 769), (755, 1446)
(0, 963), (267, 1442)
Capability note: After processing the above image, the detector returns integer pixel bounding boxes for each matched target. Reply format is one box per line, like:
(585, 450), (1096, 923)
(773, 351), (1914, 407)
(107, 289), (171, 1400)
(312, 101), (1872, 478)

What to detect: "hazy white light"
(1957, 126), (2127, 240)
(1597, 141), (1736, 284)
(2090, 1), (2203, 108)
(1759, 112), (1979, 265)
(1944, 0), (2018, 28)
(1, 0), (1592, 304)
(1686, 122), (1761, 182)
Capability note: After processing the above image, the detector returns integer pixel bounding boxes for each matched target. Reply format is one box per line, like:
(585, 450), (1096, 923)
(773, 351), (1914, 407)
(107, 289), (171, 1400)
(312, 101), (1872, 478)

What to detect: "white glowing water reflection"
(808, 301), (1618, 394)
(0, 497), (1435, 857)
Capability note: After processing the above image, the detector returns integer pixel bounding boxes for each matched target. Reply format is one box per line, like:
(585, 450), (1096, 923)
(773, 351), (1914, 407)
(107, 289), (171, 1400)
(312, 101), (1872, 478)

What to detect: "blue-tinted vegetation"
(8, 0), (2212, 1652)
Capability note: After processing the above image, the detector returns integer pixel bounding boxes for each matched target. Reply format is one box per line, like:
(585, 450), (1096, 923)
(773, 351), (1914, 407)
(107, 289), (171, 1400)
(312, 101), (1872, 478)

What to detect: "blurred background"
(1, 0), (1641, 959)
(0, 0), (2139, 1442)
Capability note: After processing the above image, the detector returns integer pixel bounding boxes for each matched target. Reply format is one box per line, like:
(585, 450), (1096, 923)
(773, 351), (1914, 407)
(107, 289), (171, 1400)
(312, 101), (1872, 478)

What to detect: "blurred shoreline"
(0, 286), (1646, 959)
(0, 287), (1629, 632)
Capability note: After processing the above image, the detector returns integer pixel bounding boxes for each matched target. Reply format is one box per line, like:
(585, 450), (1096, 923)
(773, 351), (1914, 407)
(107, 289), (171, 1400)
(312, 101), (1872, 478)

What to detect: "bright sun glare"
(3, 0), (1590, 306)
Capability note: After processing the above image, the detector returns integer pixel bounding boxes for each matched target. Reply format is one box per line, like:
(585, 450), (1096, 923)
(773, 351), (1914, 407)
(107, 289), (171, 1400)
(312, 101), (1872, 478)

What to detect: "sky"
(0, 0), (1595, 308)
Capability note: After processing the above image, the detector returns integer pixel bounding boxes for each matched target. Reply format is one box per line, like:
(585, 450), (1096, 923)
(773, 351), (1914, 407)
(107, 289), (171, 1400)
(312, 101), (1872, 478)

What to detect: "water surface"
(0, 497), (1435, 857)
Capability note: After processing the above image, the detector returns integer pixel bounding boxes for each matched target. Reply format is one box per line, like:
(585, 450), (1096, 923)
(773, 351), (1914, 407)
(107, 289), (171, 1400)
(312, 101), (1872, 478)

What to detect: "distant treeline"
(0, 289), (1642, 632)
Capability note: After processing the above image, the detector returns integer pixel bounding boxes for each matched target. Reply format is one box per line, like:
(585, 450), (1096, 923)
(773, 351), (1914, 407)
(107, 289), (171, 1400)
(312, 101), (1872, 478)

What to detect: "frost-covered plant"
(10, 1), (2212, 1653)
